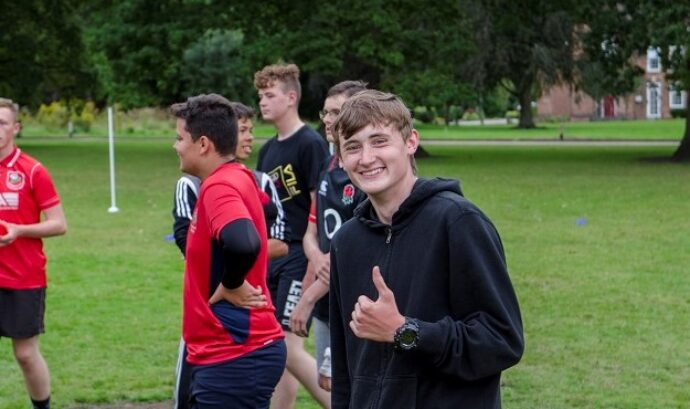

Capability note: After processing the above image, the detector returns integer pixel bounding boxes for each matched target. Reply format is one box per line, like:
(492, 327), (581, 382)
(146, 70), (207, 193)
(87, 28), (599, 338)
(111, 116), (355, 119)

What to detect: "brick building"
(537, 48), (687, 121)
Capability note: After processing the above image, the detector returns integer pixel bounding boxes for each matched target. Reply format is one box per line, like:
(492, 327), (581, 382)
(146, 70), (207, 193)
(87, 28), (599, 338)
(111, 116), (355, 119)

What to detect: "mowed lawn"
(20, 116), (688, 141)
(415, 118), (687, 140)
(1, 139), (689, 409)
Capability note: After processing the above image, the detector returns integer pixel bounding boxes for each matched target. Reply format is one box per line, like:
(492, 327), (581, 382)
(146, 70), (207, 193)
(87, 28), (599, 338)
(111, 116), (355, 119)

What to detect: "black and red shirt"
(183, 162), (283, 365)
(0, 147), (61, 289)
(310, 154), (367, 321)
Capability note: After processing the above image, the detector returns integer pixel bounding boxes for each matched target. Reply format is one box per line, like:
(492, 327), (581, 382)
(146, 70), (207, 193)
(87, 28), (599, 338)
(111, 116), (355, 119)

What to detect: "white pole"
(107, 107), (119, 213)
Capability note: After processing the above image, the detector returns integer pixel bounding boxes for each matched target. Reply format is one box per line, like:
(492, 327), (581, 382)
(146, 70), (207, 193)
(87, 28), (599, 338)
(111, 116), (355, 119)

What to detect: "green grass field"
(18, 112), (689, 141)
(1, 139), (689, 408)
(415, 119), (687, 140)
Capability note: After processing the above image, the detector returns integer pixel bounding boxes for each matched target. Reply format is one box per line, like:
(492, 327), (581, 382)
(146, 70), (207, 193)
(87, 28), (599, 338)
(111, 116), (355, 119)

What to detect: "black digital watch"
(393, 318), (420, 351)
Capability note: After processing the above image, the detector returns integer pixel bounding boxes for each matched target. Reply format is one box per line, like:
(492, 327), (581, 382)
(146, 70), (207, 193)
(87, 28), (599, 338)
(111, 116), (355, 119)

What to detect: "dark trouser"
(190, 340), (287, 409)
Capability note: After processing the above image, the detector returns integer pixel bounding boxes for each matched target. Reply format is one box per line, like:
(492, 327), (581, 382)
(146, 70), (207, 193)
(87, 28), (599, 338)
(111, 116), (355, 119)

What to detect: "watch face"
(395, 319), (419, 351)
(399, 329), (416, 346)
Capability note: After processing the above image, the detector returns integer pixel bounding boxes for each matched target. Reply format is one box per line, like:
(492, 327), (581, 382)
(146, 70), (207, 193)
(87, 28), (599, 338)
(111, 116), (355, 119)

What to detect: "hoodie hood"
(355, 177), (463, 229)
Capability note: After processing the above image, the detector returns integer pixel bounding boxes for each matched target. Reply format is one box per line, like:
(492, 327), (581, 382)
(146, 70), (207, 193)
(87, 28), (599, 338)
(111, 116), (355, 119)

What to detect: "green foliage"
(34, 100), (98, 132)
(81, 0), (232, 108)
(180, 29), (254, 103)
(226, 0), (477, 118)
(6, 0), (688, 159)
(379, 1), (476, 118)
(447, 106), (463, 123)
(0, 1), (95, 107)
(114, 108), (175, 137)
(482, 87), (511, 118)
(73, 101), (97, 132)
(461, 109), (480, 121)
(580, 1), (690, 159)
(36, 102), (71, 129)
(670, 108), (686, 119)
(413, 107), (435, 124)
(463, 1), (580, 128)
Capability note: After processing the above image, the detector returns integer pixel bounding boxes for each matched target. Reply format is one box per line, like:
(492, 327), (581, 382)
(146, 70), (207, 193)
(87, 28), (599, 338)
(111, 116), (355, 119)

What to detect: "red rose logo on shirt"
(7, 171), (25, 190)
(342, 184), (355, 205)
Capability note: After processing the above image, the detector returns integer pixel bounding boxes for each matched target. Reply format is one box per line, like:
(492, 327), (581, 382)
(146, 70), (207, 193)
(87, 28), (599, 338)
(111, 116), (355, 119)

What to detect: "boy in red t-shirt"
(0, 97), (68, 409)
(170, 93), (285, 408)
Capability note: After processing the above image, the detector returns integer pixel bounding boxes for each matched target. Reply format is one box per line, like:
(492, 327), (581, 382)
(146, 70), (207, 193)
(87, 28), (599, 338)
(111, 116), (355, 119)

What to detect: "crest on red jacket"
(7, 171), (25, 190)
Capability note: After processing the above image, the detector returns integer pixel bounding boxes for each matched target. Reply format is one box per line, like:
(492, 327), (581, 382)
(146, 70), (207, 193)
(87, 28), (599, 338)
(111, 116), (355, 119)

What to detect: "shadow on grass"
(639, 155), (690, 164)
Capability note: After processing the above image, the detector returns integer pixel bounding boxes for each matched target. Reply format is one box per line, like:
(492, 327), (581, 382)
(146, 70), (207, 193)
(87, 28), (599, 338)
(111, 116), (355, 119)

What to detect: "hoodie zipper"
(372, 225), (394, 408)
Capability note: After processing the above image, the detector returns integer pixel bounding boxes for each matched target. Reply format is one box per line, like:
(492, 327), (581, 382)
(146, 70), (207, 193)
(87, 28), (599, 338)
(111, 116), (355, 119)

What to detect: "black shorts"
(267, 242), (308, 331)
(0, 287), (46, 339)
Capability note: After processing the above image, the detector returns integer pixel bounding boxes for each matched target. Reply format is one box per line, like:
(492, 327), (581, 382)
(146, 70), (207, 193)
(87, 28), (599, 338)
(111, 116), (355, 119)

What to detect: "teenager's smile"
(360, 167), (384, 177)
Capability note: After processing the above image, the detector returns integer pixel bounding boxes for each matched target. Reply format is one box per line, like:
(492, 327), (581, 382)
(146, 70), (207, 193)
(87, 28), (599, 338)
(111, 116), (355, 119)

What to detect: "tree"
(379, 1), (476, 122)
(180, 29), (254, 103)
(224, 0), (477, 119)
(464, 1), (580, 128)
(81, 0), (232, 108)
(229, 0), (414, 117)
(77, 0), (478, 118)
(0, 0), (94, 108)
(581, 1), (690, 161)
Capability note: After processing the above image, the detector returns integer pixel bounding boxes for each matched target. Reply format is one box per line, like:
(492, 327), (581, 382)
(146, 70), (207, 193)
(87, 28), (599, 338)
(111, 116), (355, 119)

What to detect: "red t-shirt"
(183, 162), (284, 365)
(0, 147), (61, 289)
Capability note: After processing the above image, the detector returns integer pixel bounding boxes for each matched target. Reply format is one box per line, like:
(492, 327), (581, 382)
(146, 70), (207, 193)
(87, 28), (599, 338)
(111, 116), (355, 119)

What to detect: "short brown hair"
(254, 63), (301, 100)
(0, 98), (19, 121)
(333, 90), (416, 172)
(326, 80), (368, 99)
(169, 94), (237, 156)
(229, 102), (256, 120)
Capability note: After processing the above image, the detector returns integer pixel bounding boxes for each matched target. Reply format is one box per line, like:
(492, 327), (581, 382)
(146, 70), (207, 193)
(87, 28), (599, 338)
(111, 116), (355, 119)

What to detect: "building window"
(647, 48), (661, 73)
(647, 81), (662, 118)
(669, 86), (686, 109)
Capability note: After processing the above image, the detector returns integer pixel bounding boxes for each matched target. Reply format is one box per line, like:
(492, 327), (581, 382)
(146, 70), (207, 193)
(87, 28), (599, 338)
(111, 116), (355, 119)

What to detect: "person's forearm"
(14, 219), (66, 239)
(302, 262), (317, 292)
(303, 223), (322, 262)
(267, 238), (288, 259)
(301, 279), (329, 305)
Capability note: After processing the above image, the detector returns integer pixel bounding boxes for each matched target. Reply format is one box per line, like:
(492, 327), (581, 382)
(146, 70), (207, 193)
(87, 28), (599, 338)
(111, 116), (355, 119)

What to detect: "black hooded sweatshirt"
(330, 177), (524, 409)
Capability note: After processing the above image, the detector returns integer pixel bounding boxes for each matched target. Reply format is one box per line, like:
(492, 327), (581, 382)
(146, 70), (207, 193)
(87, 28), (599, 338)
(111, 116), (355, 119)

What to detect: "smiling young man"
(329, 90), (524, 409)
(254, 64), (330, 409)
(289, 80), (368, 393)
(0, 98), (67, 409)
(170, 94), (286, 409)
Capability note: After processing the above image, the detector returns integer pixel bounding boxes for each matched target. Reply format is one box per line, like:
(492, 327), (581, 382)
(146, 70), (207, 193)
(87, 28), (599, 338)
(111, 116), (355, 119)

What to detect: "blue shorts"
(190, 340), (286, 409)
(267, 242), (308, 330)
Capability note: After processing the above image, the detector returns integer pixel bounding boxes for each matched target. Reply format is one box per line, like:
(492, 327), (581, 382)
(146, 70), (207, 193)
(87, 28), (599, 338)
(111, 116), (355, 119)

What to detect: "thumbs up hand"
(349, 266), (405, 343)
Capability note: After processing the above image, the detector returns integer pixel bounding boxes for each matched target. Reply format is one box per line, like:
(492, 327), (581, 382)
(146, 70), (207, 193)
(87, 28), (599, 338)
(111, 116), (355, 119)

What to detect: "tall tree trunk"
(517, 86), (536, 128)
(671, 104), (690, 162)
